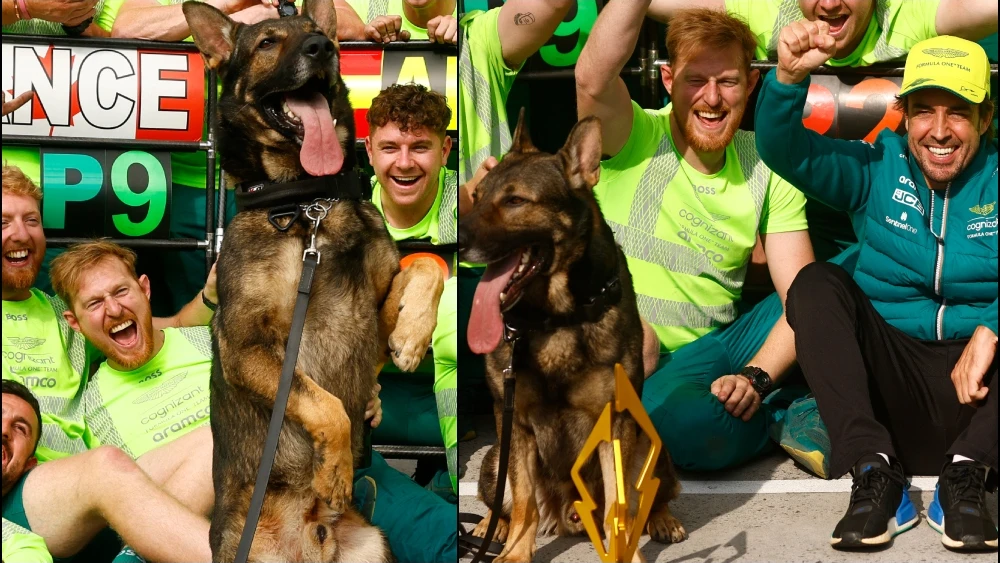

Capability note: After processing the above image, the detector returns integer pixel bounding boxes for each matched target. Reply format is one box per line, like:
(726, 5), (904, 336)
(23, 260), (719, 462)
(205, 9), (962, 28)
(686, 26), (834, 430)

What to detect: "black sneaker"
(831, 454), (919, 549)
(928, 460), (999, 551)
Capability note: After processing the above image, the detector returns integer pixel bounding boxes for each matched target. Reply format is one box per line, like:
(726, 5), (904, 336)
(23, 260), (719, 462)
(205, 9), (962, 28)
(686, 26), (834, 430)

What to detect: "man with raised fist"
(756, 19), (997, 551)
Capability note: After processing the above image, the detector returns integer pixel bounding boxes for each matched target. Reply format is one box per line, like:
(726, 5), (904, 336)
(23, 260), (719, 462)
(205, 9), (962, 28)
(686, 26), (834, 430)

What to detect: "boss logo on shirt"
(693, 185), (717, 195)
(139, 369), (163, 384)
(4, 314), (28, 321)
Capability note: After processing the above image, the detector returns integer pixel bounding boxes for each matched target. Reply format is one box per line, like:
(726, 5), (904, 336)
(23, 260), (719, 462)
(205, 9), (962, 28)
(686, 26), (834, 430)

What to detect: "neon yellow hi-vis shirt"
(2, 519), (53, 563)
(347, 0), (458, 40)
(2, 289), (96, 462)
(82, 326), (211, 458)
(726, 0), (940, 66)
(594, 101), (808, 352)
(372, 168), (458, 245)
(372, 167), (459, 493)
(459, 8), (522, 185)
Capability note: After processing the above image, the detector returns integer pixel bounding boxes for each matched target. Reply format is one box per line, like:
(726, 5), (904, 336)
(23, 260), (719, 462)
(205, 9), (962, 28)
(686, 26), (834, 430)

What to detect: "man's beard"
(1, 256), (41, 293)
(679, 104), (745, 154)
(99, 321), (155, 371)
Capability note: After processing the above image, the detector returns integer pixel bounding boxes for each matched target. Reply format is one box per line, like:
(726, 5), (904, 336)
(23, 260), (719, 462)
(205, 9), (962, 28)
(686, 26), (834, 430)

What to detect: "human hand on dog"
(203, 261), (218, 306)
(459, 156), (499, 216)
(427, 14), (458, 45)
(365, 384), (383, 428)
(365, 14), (411, 44)
(711, 375), (761, 422)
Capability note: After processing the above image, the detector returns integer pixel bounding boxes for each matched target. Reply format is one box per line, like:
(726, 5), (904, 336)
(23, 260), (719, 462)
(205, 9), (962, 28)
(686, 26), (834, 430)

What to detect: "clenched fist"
(776, 20), (838, 85)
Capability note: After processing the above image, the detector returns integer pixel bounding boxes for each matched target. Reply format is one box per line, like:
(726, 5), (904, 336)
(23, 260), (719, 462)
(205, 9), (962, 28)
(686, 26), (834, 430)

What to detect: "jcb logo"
(892, 188), (925, 216)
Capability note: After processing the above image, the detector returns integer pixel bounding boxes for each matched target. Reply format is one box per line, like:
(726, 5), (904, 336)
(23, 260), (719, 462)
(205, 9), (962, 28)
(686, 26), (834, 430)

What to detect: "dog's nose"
(302, 34), (334, 61)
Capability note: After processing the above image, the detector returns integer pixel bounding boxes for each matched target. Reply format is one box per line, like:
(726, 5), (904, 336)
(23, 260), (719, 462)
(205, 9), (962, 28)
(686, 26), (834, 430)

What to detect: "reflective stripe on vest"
(606, 128), (767, 328)
(459, 34), (512, 184)
(439, 169), (458, 244)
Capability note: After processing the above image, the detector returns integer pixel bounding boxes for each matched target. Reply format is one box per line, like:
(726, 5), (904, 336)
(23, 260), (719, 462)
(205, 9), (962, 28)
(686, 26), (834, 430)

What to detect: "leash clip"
(302, 199), (333, 264)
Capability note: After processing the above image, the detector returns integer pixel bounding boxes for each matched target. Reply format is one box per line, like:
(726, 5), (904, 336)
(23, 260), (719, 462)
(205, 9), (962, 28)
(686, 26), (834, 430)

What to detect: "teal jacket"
(755, 73), (998, 340)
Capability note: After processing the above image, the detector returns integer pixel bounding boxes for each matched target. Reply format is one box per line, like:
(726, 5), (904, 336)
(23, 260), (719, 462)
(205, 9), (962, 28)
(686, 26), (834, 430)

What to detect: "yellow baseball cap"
(899, 36), (991, 104)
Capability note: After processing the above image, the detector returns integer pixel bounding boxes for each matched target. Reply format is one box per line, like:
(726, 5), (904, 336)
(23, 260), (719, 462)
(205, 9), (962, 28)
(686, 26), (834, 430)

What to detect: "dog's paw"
(472, 513), (509, 543)
(387, 324), (432, 372)
(493, 543), (534, 563)
(647, 508), (687, 543)
(312, 455), (353, 514)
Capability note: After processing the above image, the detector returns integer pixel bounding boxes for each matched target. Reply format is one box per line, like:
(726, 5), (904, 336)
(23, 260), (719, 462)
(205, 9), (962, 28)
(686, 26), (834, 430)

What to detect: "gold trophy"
(570, 364), (661, 563)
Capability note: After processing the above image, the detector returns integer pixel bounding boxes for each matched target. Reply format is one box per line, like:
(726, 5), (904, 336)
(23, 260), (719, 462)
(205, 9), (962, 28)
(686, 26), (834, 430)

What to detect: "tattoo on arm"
(513, 12), (535, 25)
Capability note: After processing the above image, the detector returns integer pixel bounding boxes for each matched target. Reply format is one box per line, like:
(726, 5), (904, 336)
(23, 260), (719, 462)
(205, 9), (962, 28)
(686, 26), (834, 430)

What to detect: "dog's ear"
(184, 2), (238, 70)
(304, 0), (338, 42)
(559, 116), (602, 190)
(510, 107), (538, 155)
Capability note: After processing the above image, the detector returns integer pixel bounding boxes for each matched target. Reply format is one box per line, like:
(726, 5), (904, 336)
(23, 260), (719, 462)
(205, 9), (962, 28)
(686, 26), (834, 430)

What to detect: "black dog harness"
(457, 253), (623, 563)
(232, 171), (368, 563)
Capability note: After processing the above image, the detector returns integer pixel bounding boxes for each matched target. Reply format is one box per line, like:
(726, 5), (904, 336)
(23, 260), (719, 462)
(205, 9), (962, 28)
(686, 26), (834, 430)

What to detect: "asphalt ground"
(457, 415), (999, 563)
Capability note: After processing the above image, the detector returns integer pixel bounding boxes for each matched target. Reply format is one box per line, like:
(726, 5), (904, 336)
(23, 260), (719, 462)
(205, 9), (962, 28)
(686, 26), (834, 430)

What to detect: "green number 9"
(110, 151), (168, 237)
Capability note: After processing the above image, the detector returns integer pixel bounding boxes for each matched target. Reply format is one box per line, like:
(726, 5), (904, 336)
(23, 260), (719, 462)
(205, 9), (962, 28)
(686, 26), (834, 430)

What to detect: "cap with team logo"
(899, 36), (991, 104)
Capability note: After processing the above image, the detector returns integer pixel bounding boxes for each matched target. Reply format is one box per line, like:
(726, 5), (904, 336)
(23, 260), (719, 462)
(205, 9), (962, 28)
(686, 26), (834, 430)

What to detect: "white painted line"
(459, 478), (939, 497)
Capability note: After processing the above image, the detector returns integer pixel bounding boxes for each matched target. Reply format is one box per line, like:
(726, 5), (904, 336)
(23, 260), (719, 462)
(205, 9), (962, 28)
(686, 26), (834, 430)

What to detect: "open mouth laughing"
(694, 109), (728, 129)
(819, 14), (849, 37)
(3, 248), (32, 268)
(108, 319), (139, 349)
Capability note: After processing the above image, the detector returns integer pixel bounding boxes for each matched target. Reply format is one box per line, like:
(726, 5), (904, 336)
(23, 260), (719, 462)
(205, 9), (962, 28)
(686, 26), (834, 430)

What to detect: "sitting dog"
(183, 2), (444, 561)
(459, 115), (687, 562)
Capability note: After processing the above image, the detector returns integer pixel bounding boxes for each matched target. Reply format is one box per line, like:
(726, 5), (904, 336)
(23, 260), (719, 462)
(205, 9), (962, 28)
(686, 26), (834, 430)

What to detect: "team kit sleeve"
(981, 297), (999, 336)
(758, 175), (809, 234)
(754, 73), (881, 214)
(599, 100), (659, 182)
(2, 519), (54, 563)
(891, 0), (942, 46)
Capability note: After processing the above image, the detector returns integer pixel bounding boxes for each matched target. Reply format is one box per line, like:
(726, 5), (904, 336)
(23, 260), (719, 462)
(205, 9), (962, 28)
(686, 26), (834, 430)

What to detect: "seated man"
(3, 380), (53, 563)
(576, 1), (815, 472)
(757, 25), (996, 550)
(50, 240), (451, 563)
(366, 82), (457, 495)
(3, 169), (217, 562)
(353, 0), (458, 45)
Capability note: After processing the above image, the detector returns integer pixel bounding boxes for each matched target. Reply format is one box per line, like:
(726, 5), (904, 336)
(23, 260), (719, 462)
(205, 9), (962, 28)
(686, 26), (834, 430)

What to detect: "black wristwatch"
(739, 366), (773, 398)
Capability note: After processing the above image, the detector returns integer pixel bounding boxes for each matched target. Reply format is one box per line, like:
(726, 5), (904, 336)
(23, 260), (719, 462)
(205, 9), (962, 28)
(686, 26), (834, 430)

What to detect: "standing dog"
(183, 2), (444, 561)
(459, 115), (687, 563)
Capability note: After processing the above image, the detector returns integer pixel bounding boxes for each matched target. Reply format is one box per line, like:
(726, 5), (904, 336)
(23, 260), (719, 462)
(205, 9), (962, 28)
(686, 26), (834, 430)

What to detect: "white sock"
(953, 454), (974, 463)
(878, 453), (890, 464)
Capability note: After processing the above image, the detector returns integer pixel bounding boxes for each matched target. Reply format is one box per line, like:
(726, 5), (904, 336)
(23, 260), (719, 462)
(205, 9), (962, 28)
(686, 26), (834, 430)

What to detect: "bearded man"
(575, 3), (817, 471)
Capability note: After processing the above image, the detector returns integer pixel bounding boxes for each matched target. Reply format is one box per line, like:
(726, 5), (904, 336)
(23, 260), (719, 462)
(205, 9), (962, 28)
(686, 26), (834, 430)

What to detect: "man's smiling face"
(798, 0), (875, 58)
(65, 258), (157, 371)
(905, 88), (992, 190)
(1, 191), (45, 299)
(366, 122), (451, 214)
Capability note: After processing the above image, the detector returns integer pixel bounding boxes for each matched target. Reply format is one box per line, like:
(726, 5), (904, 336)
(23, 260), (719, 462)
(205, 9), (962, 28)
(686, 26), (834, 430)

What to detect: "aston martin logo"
(907, 77), (935, 87)
(970, 202), (996, 216)
(923, 47), (968, 58)
(132, 372), (186, 404)
(6, 337), (46, 351)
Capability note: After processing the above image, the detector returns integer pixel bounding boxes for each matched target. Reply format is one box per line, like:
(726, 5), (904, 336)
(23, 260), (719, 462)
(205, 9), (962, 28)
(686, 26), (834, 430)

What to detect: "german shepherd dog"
(183, 2), (444, 561)
(459, 115), (687, 562)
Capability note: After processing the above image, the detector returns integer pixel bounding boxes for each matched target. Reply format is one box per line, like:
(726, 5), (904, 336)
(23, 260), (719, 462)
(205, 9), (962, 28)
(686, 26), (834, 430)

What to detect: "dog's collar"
(234, 171), (368, 212)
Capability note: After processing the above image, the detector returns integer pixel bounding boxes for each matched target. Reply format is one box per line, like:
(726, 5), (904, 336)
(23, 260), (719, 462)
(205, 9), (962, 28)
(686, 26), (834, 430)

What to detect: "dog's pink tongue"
(468, 252), (520, 355)
(286, 93), (343, 177)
